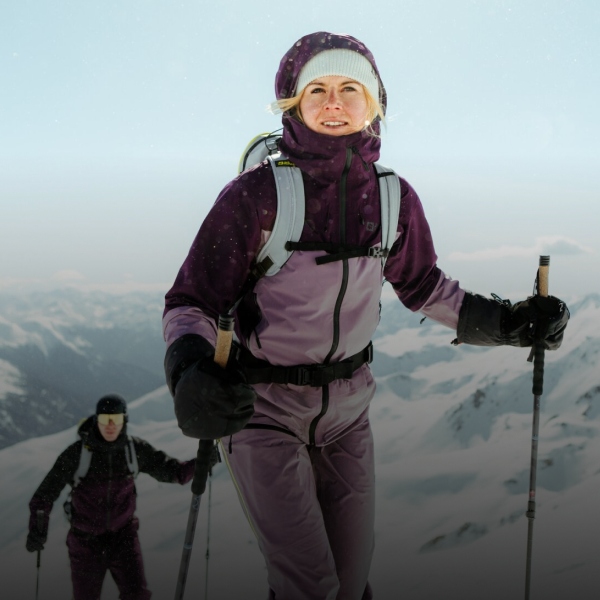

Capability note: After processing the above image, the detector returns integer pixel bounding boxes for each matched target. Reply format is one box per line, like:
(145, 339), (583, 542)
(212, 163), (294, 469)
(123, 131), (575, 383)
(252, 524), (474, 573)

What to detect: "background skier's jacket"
(28, 417), (194, 535)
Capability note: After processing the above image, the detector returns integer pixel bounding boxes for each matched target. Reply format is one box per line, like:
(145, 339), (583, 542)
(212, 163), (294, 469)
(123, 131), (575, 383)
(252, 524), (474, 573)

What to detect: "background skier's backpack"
(238, 132), (401, 280)
(63, 437), (139, 521)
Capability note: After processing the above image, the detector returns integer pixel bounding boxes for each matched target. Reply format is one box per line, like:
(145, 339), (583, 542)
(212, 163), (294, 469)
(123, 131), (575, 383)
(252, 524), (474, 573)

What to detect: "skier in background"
(162, 31), (569, 599)
(26, 393), (195, 600)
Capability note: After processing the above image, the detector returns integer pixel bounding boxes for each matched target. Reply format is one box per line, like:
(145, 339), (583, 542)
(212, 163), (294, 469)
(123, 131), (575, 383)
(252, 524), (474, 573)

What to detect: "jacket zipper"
(106, 450), (112, 530)
(308, 146), (354, 446)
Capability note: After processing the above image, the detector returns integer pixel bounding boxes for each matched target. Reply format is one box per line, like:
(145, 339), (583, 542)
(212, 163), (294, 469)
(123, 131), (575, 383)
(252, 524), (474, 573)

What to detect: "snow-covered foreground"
(1, 296), (599, 599)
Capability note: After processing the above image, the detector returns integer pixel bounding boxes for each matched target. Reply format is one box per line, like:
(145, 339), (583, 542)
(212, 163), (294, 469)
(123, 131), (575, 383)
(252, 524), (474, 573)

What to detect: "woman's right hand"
(165, 334), (256, 439)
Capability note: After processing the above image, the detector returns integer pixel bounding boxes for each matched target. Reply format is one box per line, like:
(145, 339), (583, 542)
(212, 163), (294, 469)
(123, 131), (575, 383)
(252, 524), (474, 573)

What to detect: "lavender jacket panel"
(163, 164), (463, 352)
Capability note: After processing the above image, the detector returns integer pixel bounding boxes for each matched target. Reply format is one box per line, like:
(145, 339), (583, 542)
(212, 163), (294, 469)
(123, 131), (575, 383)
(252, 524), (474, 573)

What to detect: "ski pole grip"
(190, 315), (233, 494)
(214, 315), (234, 369)
(36, 509), (45, 564)
(532, 255), (550, 396)
(537, 255), (549, 298)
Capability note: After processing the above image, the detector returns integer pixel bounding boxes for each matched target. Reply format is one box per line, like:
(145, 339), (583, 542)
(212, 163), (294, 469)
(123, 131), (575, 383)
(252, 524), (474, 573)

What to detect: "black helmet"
(95, 394), (128, 420)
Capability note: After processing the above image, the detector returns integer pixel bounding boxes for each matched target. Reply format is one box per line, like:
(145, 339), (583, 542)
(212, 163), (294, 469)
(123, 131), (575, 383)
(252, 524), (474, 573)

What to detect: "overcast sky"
(2, 0), (598, 301)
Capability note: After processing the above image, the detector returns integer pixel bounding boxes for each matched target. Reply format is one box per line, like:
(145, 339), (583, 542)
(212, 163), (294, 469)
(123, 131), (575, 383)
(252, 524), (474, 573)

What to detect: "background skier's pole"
(35, 510), (44, 600)
(524, 255), (550, 600)
(174, 314), (233, 600)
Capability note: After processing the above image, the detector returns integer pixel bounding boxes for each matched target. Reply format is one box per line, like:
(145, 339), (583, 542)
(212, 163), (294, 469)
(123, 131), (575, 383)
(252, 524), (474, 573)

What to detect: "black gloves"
(455, 292), (569, 349)
(26, 524), (47, 553)
(164, 334), (256, 439)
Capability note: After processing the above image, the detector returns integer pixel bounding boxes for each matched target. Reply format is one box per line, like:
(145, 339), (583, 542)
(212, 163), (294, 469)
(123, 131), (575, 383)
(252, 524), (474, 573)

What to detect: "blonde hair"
(270, 84), (385, 136)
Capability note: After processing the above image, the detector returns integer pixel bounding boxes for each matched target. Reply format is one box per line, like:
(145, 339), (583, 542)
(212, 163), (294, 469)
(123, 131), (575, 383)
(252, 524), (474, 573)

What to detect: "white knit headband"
(295, 48), (380, 103)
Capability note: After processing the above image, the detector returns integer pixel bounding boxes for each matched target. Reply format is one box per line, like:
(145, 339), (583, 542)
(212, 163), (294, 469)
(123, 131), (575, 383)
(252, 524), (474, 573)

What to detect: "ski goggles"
(97, 413), (125, 426)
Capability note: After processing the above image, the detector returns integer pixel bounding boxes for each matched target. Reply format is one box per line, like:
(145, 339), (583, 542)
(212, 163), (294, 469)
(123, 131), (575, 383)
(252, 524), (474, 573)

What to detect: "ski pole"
(524, 255), (550, 600)
(204, 475), (213, 600)
(35, 509), (44, 600)
(174, 314), (233, 600)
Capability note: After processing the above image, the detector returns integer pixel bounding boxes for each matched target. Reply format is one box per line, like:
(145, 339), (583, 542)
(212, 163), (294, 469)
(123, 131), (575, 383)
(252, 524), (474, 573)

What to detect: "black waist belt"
(237, 342), (373, 387)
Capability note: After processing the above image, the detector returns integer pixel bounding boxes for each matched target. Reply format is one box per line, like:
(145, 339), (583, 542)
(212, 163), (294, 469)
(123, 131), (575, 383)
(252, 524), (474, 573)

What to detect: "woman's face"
(299, 75), (369, 137)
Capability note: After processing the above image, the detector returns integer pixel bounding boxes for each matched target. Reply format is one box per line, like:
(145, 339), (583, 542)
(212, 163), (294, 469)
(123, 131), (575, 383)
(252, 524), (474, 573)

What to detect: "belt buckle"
(293, 365), (334, 387)
(292, 367), (312, 386)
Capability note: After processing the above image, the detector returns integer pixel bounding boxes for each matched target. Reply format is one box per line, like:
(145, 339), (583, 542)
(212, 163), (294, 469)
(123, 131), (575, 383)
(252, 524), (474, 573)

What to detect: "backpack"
(63, 436), (139, 521)
(238, 132), (401, 280)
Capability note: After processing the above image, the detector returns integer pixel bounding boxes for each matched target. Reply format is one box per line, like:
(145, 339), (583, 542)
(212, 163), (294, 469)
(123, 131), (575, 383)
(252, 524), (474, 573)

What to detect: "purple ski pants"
(225, 414), (375, 600)
(66, 518), (151, 600)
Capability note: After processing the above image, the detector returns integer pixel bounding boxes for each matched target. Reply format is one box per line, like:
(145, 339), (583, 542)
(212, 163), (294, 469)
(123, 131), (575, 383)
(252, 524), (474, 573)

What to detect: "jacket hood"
(275, 32), (385, 172)
(275, 31), (387, 114)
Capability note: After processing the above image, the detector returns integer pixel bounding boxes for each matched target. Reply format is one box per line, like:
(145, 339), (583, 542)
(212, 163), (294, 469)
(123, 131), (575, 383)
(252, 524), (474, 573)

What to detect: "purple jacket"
(29, 417), (194, 536)
(163, 33), (464, 445)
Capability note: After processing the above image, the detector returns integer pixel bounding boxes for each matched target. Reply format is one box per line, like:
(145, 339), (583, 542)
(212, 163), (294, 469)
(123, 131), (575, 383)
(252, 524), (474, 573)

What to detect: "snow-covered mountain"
(0, 289), (166, 449)
(1, 291), (599, 599)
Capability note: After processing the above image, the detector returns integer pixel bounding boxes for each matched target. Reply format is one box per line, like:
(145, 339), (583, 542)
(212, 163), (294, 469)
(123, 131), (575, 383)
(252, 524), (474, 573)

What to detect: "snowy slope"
(370, 294), (600, 599)
(1, 294), (599, 599)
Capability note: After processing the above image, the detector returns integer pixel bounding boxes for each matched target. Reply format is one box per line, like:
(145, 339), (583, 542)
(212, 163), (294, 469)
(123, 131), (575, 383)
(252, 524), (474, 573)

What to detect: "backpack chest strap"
(285, 241), (389, 264)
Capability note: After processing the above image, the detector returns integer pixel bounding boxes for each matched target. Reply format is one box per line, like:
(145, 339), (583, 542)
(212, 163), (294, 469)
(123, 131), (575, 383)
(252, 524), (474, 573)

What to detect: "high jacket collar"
(279, 117), (381, 185)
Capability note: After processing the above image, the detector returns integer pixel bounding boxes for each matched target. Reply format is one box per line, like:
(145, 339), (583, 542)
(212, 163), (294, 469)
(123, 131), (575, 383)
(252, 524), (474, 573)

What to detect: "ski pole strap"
(237, 343), (373, 387)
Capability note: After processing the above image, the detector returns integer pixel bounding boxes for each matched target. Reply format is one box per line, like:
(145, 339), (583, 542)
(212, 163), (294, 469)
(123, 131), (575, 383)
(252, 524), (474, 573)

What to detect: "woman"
(26, 394), (195, 600)
(163, 32), (568, 600)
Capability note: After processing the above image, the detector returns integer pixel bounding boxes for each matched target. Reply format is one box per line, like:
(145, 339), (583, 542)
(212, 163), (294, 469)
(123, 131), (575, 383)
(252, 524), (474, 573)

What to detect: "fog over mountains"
(0, 289), (166, 448)
(0, 289), (599, 599)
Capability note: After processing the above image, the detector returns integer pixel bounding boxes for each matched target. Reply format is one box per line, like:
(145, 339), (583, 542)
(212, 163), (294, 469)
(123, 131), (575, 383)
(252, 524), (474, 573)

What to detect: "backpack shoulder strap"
(125, 436), (139, 478)
(374, 163), (401, 264)
(73, 443), (92, 488)
(253, 155), (305, 277)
